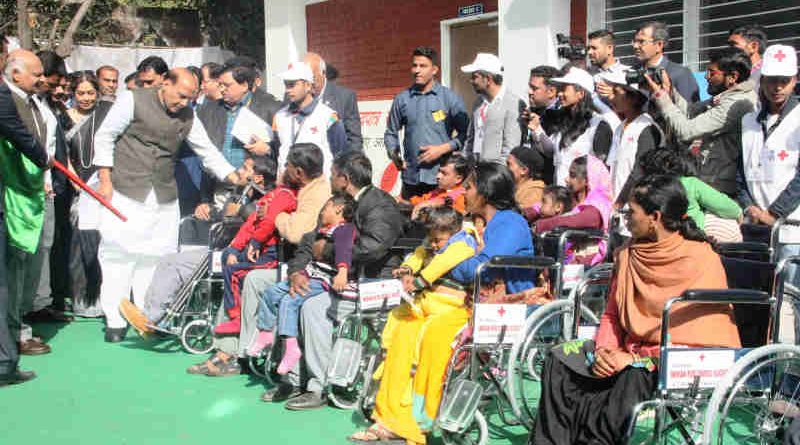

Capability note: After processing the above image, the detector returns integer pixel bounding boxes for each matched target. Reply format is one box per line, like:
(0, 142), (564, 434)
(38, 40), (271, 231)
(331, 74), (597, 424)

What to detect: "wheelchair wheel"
(703, 344), (800, 445)
(440, 410), (488, 445)
(180, 319), (215, 355)
(505, 300), (598, 426)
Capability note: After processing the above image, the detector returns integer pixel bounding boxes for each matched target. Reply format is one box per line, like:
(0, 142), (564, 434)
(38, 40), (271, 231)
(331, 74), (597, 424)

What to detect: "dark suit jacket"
(288, 186), (405, 279)
(658, 57), (700, 104)
(321, 81), (362, 152)
(0, 82), (49, 169)
(195, 88), (283, 203)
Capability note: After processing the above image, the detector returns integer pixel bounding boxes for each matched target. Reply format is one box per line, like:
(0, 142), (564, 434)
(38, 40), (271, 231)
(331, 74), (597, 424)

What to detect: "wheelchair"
(434, 255), (561, 444)
(619, 221), (800, 444)
(325, 238), (423, 413)
(502, 228), (610, 428)
(146, 217), (241, 355)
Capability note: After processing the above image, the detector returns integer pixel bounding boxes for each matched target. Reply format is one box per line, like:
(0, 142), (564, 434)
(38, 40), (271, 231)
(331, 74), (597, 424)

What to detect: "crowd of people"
(0, 18), (798, 445)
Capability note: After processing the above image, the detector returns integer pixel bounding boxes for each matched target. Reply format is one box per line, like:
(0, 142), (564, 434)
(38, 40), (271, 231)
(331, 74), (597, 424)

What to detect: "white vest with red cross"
(274, 101), (338, 177)
(741, 103), (800, 242)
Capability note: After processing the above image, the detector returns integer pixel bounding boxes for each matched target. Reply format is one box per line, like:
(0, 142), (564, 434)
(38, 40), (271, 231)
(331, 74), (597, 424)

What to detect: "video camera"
(624, 66), (665, 86)
(556, 33), (586, 61)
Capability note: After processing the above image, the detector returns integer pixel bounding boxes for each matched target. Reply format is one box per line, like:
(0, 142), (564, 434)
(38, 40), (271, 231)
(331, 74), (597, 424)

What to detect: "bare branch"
(17, 0), (33, 49)
(55, 0), (95, 57)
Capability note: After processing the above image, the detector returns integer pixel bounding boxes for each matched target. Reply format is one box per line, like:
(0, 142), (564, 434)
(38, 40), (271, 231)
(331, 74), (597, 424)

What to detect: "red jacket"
(230, 186), (297, 253)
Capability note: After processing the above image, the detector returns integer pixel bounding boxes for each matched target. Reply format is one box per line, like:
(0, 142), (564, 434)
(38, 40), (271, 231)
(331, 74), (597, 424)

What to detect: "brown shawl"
(614, 232), (741, 348)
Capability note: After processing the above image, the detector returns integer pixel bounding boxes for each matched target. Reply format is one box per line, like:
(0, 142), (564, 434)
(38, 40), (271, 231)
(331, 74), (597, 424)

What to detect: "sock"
(277, 337), (302, 375)
(247, 330), (274, 356)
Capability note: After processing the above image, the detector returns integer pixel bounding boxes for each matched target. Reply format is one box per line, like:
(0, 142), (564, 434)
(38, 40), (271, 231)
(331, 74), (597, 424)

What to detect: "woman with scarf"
(64, 71), (113, 317)
(530, 175), (741, 445)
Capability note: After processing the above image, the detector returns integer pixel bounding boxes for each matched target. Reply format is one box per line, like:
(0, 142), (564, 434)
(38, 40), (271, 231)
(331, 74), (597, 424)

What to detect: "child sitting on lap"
(249, 192), (357, 374)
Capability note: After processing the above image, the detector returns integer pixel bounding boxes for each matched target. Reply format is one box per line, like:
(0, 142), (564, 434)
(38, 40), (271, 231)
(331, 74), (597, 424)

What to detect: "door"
(448, 17), (499, 110)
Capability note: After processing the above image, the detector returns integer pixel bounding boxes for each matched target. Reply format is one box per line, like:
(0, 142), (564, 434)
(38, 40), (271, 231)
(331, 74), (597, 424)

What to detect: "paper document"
(231, 107), (273, 144)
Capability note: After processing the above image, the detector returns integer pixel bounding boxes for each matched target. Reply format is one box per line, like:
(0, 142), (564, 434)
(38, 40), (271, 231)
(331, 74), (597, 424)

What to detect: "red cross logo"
(626, 136), (635, 143)
(779, 150), (789, 161)
(288, 63), (294, 69)
(310, 126), (318, 134)
(774, 50), (787, 63)
(497, 306), (506, 317)
(699, 353), (705, 362)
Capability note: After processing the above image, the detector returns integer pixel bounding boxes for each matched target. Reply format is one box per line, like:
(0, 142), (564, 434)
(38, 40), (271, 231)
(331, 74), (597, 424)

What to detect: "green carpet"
(1, 318), (759, 444)
(2, 318), (530, 445)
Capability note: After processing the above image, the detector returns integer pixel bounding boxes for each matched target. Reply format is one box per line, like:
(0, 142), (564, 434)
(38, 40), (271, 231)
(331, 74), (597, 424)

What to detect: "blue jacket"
(451, 209), (535, 293)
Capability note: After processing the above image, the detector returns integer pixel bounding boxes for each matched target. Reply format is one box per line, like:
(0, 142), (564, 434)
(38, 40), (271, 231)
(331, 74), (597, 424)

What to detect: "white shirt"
(93, 90), (235, 181)
(3, 77), (54, 184)
(592, 60), (630, 81)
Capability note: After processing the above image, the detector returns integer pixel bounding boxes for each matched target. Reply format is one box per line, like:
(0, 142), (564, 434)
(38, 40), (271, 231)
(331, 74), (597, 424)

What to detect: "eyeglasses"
(631, 39), (657, 46)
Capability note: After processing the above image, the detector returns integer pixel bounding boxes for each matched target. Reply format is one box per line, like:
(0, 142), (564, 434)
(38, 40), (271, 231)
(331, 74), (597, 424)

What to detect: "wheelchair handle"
(660, 289), (772, 351)
(487, 255), (556, 268)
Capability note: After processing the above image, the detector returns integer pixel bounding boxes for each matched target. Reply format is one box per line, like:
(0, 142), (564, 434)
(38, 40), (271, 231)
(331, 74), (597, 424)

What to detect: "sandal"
(186, 352), (228, 375)
(347, 424), (404, 444)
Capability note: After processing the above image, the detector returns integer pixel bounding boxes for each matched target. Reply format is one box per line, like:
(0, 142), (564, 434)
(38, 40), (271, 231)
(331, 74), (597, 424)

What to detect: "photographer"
(647, 47), (757, 197)
(632, 21), (699, 103)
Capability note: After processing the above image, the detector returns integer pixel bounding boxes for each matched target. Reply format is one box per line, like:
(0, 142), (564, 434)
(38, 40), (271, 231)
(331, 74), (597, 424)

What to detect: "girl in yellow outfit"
(349, 206), (478, 444)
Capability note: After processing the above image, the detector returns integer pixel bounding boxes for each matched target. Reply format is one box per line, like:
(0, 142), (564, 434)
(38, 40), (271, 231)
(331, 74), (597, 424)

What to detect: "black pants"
(400, 182), (437, 201)
(0, 211), (19, 375)
(49, 190), (73, 310)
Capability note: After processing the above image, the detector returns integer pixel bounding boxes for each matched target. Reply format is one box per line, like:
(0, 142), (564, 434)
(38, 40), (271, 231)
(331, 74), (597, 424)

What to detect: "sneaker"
(214, 318), (241, 335)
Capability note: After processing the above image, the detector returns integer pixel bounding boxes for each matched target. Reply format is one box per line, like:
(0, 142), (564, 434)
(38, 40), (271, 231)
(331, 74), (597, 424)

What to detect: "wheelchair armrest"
(391, 238), (423, 251)
(715, 242), (770, 255)
(488, 255), (556, 269)
(561, 228), (605, 239)
(679, 289), (770, 304)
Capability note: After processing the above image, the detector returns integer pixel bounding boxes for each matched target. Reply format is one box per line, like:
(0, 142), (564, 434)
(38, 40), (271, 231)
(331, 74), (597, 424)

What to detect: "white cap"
(761, 44), (798, 77)
(461, 53), (503, 75)
(277, 61), (314, 83)
(550, 67), (595, 94)
(597, 70), (649, 100)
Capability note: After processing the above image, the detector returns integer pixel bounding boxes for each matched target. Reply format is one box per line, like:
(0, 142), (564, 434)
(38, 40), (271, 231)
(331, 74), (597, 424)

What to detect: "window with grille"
(605, 0), (686, 66)
(601, 0), (800, 72)
(699, 0), (800, 70)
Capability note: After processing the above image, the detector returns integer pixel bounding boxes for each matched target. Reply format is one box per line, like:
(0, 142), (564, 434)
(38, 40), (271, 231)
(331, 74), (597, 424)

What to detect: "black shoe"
(285, 391), (327, 410)
(0, 369), (36, 387)
(104, 327), (127, 343)
(261, 383), (302, 403)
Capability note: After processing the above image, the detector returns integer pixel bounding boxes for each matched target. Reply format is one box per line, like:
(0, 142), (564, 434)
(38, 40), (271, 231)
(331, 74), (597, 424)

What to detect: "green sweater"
(680, 176), (742, 229)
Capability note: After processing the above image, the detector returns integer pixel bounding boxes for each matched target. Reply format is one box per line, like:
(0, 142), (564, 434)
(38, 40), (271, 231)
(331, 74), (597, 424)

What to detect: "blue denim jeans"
(256, 279), (327, 337)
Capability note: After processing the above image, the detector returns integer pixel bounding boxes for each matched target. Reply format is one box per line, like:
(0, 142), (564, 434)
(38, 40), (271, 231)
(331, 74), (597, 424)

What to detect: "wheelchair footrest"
(437, 379), (484, 433)
(327, 338), (363, 387)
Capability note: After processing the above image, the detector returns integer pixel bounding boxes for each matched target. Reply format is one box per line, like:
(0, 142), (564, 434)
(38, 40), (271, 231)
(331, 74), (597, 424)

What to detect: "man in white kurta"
(93, 68), (241, 342)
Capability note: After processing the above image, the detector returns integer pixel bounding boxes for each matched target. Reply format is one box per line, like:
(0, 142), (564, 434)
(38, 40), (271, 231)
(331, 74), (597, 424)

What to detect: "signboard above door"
(458, 3), (484, 17)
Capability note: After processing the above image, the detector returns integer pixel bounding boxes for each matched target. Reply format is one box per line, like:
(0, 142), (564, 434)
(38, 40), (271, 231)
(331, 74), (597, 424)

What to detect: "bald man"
(0, 49), (51, 383)
(303, 53), (362, 151)
(93, 67), (244, 342)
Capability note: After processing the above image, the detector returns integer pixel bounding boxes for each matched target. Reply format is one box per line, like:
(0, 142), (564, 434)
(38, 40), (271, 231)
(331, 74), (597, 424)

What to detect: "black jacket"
(288, 186), (405, 279)
(0, 82), (49, 168)
(321, 81), (362, 152)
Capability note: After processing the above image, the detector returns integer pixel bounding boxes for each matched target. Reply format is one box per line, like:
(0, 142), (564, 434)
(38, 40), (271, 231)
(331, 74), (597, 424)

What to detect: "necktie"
(28, 97), (46, 147)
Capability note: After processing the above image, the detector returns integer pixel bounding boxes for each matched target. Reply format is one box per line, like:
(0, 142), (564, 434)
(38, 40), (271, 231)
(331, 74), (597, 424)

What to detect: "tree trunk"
(17, 0), (33, 49)
(55, 0), (95, 58)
